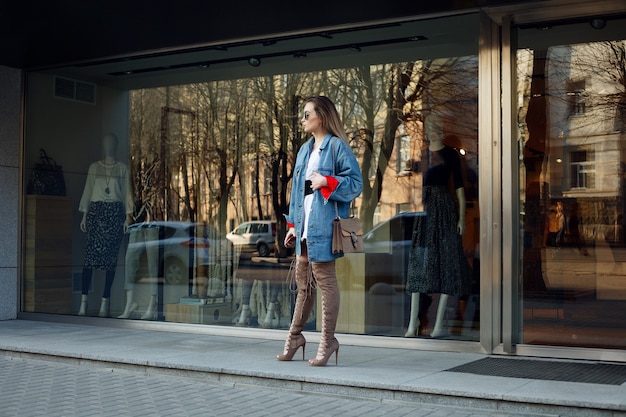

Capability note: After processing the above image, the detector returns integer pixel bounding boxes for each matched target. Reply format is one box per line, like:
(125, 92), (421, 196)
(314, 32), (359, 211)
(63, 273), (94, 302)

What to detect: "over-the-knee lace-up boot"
(309, 261), (339, 366)
(276, 259), (315, 361)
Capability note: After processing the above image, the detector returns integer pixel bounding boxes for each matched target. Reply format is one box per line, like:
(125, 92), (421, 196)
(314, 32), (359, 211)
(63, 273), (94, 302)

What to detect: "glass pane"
(517, 21), (626, 348)
(22, 13), (479, 341)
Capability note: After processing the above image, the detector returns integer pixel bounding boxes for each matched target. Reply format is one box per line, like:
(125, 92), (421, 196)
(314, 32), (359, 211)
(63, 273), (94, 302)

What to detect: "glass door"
(516, 17), (626, 349)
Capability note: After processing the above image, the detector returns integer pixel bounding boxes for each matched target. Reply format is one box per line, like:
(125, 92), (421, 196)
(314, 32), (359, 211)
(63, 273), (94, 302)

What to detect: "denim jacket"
(285, 134), (363, 262)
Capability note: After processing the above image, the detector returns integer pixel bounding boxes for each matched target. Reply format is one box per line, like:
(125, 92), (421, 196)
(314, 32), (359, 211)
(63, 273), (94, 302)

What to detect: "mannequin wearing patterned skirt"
(78, 133), (133, 317)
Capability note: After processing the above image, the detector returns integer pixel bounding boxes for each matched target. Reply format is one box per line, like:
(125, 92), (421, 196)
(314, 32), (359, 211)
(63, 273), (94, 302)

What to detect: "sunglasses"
(303, 111), (317, 120)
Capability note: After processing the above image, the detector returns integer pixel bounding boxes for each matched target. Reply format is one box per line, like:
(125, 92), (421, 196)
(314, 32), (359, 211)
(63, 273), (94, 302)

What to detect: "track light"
(248, 57), (261, 67)
(590, 18), (606, 29)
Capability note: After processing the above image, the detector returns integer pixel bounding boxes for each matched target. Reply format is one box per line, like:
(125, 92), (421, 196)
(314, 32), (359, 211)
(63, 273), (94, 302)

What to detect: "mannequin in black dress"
(406, 117), (471, 338)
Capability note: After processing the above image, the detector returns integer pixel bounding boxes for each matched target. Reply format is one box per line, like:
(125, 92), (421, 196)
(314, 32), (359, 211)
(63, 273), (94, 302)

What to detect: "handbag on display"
(27, 149), (67, 196)
(329, 138), (364, 254)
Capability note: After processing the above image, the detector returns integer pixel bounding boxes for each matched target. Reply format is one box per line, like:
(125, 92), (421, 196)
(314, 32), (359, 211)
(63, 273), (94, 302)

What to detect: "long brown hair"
(303, 96), (349, 142)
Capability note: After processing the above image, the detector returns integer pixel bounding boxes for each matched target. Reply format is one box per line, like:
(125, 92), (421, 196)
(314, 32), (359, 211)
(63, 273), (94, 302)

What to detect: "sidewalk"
(0, 319), (625, 417)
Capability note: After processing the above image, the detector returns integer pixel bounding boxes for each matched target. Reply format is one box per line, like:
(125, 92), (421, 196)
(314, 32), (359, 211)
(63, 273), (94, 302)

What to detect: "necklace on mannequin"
(102, 160), (116, 195)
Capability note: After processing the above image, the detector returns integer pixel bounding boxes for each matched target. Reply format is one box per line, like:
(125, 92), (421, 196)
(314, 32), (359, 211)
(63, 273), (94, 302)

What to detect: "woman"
(277, 96), (362, 366)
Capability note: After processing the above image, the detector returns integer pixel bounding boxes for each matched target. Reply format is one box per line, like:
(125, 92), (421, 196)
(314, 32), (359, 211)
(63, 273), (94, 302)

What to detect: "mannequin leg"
(141, 295), (157, 320)
(405, 292), (421, 337)
(78, 267), (93, 316)
(78, 294), (88, 316)
(262, 283), (280, 328)
(430, 294), (449, 338)
(103, 270), (115, 299)
(120, 227), (143, 319)
(117, 290), (137, 319)
(99, 298), (110, 317)
(236, 280), (253, 326)
(81, 267), (93, 296)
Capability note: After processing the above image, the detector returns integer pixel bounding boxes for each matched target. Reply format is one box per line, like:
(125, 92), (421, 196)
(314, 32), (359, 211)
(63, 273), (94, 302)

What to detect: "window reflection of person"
(546, 201), (566, 247)
(78, 133), (133, 317)
(405, 115), (472, 338)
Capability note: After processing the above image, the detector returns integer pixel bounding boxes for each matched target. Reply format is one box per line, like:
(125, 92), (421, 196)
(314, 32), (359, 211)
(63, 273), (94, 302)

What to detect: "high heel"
(98, 298), (110, 318)
(140, 295), (157, 320)
(276, 257), (314, 361)
(404, 327), (419, 338)
(235, 305), (251, 327)
(309, 337), (339, 366)
(276, 334), (306, 361)
(78, 295), (88, 316)
(308, 261), (340, 367)
(262, 302), (280, 329)
(117, 302), (137, 319)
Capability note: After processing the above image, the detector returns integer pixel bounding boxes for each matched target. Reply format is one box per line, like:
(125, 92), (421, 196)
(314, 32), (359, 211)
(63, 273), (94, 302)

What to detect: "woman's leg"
(277, 244), (314, 361)
(309, 260), (339, 366)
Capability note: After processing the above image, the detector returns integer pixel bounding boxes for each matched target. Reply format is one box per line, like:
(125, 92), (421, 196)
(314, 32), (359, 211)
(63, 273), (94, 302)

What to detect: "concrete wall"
(0, 65), (22, 320)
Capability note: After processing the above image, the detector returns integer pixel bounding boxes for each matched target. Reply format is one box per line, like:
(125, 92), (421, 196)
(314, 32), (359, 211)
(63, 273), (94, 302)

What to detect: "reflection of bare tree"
(128, 57), (479, 248)
(518, 39), (626, 293)
(346, 58), (478, 231)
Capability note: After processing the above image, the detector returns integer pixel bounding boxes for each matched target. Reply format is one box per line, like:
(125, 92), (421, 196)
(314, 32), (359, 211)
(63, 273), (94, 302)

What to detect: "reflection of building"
(531, 42), (626, 242)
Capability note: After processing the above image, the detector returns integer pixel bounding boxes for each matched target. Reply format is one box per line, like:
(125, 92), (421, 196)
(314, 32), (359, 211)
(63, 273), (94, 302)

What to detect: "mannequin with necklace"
(405, 115), (472, 338)
(78, 133), (133, 317)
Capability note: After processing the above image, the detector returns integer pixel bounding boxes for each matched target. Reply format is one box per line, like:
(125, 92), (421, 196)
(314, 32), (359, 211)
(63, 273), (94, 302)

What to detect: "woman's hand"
(284, 227), (296, 247)
(80, 213), (87, 233)
(310, 172), (328, 191)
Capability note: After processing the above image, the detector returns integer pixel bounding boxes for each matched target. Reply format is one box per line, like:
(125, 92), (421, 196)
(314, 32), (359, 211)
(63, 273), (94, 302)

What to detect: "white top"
(302, 147), (321, 241)
(79, 161), (134, 214)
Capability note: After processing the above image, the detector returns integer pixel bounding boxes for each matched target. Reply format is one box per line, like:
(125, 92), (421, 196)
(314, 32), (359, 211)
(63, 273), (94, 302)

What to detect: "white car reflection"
(127, 221), (235, 285)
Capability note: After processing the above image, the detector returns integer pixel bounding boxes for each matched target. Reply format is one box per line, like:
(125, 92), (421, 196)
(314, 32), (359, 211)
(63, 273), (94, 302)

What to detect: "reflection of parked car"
(363, 212), (426, 289)
(226, 221), (276, 257)
(127, 221), (235, 286)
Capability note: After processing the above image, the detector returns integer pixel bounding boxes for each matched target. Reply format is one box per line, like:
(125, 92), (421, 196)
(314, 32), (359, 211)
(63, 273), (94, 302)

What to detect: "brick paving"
(0, 356), (549, 417)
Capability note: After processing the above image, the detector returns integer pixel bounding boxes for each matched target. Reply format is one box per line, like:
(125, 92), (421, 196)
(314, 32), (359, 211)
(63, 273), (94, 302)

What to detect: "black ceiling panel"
(1, 0), (533, 69)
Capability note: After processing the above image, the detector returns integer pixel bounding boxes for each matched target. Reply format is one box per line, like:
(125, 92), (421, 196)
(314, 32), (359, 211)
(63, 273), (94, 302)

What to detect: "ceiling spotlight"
(349, 45), (362, 52)
(537, 25), (552, 31)
(262, 40), (277, 46)
(198, 63), (210, 69)
(248, 57), (261, 67)
(590, 18), (606, 29)
(293, 51), (307, 58)
(123, 70), (133, 75)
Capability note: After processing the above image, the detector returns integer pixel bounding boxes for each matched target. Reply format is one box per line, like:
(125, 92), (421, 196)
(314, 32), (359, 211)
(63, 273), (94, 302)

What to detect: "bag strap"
(39, 149), (57, 166)
(331, 138), (340, 219)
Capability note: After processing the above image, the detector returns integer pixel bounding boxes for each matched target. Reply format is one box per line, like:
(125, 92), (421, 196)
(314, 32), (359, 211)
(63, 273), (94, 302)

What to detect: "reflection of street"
(542, 242), (626, 298)
(235, 255), (292, 282)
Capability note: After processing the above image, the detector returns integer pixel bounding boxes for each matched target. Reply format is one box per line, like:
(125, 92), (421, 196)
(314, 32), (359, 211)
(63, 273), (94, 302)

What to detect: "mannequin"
(78, 133), (133, 317)
(118, 224), (159, 319)
(234, 280), (281, 328)
(118, 154), (161, 320)
(405, 116), (472, 338)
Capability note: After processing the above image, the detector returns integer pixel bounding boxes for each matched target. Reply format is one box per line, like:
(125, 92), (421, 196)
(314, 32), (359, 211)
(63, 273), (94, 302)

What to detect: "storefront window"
(517, 20), (626, 348)
(22, 14), (479, 341)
